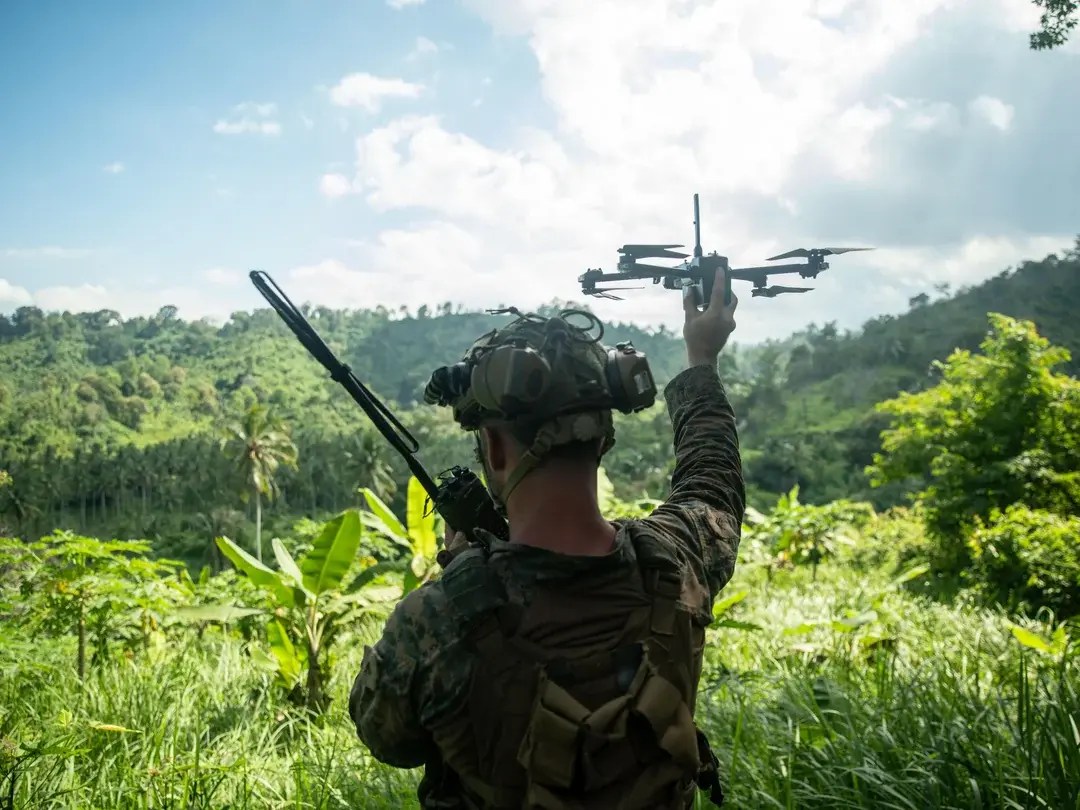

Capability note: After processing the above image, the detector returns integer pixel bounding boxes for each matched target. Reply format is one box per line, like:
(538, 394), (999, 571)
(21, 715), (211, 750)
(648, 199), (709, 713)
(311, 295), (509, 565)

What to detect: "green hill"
(1, 239), (1077, 565)
(736, 242), (1080, 505)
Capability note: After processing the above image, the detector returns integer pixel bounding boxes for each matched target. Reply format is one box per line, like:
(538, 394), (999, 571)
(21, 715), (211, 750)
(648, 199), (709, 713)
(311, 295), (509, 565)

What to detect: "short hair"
(493, 418), (606, 465)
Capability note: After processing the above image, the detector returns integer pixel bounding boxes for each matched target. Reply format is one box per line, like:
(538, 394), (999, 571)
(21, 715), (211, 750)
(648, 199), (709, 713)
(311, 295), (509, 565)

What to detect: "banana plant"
(358, 476), (439, 595)
(209, 509), (400, 713)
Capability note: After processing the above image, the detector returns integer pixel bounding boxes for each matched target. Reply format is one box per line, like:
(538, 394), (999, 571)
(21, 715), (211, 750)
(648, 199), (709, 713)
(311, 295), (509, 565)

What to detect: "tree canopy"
(867, 312), (1080, 570)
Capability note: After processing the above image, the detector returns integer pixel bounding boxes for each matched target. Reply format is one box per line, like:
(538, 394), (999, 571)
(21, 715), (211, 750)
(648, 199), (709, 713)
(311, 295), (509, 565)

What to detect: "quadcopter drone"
(578, 194), (872, 307)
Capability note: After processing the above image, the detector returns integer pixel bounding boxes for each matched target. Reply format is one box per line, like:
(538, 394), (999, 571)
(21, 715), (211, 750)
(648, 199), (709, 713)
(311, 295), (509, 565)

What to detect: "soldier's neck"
(504, 467), (616, 556)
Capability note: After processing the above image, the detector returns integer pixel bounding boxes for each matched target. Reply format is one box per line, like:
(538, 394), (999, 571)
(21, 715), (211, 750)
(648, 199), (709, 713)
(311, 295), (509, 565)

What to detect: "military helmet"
(423, 307), (658, 502)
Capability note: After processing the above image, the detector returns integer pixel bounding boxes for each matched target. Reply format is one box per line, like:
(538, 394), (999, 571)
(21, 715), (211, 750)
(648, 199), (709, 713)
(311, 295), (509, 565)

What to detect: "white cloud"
(388, 0), (425, 8)
(213, 119), (281, 136)
(319, 173), (354, 198)
(969, 95), (1015, 130)
(103, 161), (125, 174)
(304, 0), (1077, 342)
(213, 101), (282, 136)
(863, 234), (1070, 289)
(13, 281), (239, 322)
(408, 36), (439, 60)
(0, 279), (32, 308)
(34, 284), (111, 312)
(886, 96), (962, 133)
(328, 73), (424, 112)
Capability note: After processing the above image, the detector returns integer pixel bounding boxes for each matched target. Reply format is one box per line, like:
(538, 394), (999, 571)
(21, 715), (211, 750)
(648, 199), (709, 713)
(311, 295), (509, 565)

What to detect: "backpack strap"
(439, 545), (518, 655)
(628, 523), (727, 808)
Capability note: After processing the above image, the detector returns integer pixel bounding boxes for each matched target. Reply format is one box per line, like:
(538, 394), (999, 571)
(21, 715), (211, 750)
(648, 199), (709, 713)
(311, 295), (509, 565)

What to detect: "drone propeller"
(618, 244), (689, 261)
(588, 285), (646, 301)
(767, 247), (873, 261)
(752, 285), (813, 298)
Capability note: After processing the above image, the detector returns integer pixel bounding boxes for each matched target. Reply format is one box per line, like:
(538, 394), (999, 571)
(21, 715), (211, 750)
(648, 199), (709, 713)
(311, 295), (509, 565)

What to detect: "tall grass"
(2, 562), (1077, 809)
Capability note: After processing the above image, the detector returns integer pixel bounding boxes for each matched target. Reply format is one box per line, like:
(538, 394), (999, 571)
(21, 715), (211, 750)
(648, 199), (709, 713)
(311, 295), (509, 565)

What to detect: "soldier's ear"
(479, 425), (510, 474)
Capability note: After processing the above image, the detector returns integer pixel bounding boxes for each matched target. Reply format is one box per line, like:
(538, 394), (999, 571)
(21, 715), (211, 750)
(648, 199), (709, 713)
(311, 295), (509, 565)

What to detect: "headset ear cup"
(606, 347), (629, 410)
(472, 345), (551, 415)
(606, 343), (658, 413)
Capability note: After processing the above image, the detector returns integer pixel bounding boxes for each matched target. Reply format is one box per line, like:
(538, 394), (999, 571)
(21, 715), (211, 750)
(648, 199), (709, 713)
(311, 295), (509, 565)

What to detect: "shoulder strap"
(439, 545), (507, 629)
(625, 522), (684, 636)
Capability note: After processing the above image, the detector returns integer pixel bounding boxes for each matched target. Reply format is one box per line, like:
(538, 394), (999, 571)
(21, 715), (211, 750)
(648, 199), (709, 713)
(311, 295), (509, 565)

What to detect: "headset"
(424, 311), (658, 421)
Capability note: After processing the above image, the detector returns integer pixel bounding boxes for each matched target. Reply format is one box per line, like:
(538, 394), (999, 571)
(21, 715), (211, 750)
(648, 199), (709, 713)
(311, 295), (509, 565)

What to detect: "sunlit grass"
(2, 561), (1077, 809)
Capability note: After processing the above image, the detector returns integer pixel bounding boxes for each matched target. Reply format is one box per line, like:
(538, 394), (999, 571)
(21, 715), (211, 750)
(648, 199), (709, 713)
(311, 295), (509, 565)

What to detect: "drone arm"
(728, 262), (809, 279)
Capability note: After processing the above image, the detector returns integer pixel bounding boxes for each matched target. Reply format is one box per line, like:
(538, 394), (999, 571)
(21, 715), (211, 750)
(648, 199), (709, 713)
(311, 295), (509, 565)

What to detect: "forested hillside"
(1, 241), (1078, 568)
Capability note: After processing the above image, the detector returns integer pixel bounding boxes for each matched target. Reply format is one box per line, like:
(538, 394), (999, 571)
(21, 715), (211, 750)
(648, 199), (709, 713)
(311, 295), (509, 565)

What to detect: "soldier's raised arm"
(643, 268), (746, 606)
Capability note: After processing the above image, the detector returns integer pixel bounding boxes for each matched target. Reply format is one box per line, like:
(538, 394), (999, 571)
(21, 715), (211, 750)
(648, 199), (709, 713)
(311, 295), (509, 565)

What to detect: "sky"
(1, 0), (1078, 345)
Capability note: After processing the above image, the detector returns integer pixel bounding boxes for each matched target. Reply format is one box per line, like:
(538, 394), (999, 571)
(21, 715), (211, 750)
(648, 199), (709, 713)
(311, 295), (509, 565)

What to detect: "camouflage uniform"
(349, 362), (744, 806)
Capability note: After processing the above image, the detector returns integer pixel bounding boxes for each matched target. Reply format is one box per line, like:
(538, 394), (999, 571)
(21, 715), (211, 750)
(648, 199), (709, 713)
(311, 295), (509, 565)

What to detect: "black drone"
(578, 194), (872, 308)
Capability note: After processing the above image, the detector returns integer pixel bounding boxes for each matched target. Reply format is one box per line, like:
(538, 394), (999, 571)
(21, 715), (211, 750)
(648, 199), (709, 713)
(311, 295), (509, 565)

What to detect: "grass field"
(3, 550), (1077, 810)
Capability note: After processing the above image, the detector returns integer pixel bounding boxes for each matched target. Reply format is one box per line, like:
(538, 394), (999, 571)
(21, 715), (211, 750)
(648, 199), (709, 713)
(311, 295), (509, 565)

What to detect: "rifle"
(248, 270), (509, 567)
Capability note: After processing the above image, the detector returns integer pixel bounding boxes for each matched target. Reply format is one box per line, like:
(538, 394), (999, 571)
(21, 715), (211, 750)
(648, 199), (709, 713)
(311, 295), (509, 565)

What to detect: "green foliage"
(1, 530), (189, 679)
(967, 505), (1080, 619)
(210, 509), (399, 713)
(2, 245), (1079, 550)
(220, 403), (300, 564)
(867, 314), (1080, 576)
(746, 486), (876, 581)
(359, 477), (439, 595)
(840, 505), (932, 577)
(2, 539), (1078, 808)
(1029, 0), (1079, 49)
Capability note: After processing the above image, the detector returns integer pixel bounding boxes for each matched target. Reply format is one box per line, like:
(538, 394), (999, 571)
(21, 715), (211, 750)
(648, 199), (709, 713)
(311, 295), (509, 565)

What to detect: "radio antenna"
(693, 193), (703, 259)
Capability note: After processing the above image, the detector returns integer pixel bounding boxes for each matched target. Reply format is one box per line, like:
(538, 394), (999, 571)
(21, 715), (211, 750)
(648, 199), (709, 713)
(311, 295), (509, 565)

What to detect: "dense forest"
(1, 238), (1078, 570)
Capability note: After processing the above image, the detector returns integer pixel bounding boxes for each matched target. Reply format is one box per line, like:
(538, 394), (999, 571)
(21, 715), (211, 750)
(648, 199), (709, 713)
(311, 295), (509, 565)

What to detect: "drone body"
(578, 194), (872, 307)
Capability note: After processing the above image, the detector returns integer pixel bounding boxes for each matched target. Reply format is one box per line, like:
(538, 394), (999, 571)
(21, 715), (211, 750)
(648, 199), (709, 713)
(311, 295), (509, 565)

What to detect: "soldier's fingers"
(682, 284), (701, 321)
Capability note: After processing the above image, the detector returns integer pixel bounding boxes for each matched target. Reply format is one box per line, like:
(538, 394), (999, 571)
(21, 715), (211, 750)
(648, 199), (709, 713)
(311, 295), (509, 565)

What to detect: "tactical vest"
(426, 523), (725, 809)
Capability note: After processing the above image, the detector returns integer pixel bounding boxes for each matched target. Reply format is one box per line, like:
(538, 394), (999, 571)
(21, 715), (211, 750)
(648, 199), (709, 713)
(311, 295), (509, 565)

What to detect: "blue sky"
(2, 0), (1078, 343)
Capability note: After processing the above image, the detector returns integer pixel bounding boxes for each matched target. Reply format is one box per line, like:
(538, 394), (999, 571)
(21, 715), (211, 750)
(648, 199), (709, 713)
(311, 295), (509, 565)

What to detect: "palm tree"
(343, 429), (396, 504)
(220, 403), (298, 562)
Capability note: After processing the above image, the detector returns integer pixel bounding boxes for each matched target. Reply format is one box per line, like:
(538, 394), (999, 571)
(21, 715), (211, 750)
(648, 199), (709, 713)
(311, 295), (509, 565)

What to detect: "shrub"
(966, 504), (1080, 619)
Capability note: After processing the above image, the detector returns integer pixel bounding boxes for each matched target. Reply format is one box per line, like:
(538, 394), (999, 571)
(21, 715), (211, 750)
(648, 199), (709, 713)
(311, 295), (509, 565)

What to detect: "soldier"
(349, 267), (744, 809)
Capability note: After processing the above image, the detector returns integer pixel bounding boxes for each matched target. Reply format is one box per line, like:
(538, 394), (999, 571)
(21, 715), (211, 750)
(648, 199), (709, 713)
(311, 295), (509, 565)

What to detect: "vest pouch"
(631, 670), (701, 772)
(517, 672), (591, 789)
(517, 644), (653, 787)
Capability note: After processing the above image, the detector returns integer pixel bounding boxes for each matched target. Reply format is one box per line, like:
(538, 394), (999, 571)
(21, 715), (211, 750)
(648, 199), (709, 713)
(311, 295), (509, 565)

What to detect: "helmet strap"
(474, 431), (508, 517)
(496, 411), (616, 510)
(499, 424), (558, 508)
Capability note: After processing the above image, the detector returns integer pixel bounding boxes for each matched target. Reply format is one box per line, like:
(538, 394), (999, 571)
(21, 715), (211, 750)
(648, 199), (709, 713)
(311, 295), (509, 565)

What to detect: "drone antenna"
(692, 193), (702, 259)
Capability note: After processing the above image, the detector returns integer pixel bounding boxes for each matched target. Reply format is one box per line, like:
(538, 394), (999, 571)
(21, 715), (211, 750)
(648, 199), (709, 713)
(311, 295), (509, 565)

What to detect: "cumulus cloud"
(329, 73), (424, 112)
(34, 284), (112, 312)
(319, 173), (354, 199)
(0, 279), (32, 308)
(388, 0), (425, 8)
(103, 161), (125, 174)
(213, 101), (282, 136)
(969, 95), (1015, 130)
(7, 281), (237, 322)
(302, 0), (1076, 342)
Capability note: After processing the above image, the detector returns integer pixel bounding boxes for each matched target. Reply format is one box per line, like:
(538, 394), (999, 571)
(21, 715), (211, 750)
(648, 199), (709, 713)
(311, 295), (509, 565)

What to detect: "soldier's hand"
(443, 523), (468, 555)
(683, 267), (737, 367)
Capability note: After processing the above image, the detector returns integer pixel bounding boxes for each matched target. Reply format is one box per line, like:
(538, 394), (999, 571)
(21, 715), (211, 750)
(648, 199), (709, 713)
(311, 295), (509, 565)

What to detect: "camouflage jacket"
(348, 362), (745, 781)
